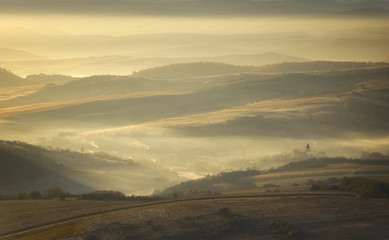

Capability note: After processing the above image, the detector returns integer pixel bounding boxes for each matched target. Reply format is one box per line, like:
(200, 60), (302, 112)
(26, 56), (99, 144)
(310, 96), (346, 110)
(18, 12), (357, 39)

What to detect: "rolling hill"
(0, 140), (92, 194)
(0, 68), (26, 87)
(0, 68), (74, 89)
(255, 61), (389, 73)
(133, 62), (253, 80)
(211, 52), (308, 66)
(0, 75), (181, 107)
(2, 62), (388, 127)
(5, 65), (388, 133)
(0, 52), (306, 77)
(0, 140), (184, 195)
(161, 156), (389, 197)
(0, 48), (46, 61)
(1, 61), (388, 182)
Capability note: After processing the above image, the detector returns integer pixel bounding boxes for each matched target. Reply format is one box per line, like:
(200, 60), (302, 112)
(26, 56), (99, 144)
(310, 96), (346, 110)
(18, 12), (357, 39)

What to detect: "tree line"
(0, 187), (67, 200)
(0, 187), (161, 201)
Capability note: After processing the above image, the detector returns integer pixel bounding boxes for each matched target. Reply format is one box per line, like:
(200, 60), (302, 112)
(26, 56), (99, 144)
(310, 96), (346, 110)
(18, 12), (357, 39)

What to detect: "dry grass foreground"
(0, 199), (140, 238)
(1, 191), (388, 240)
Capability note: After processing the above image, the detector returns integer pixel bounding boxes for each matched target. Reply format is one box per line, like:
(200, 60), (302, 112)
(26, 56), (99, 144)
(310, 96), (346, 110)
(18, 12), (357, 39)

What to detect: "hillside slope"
(0, 48), (46, 61)
(0, 141), (92, 194)
(133, 62), (253, 80)
(9, 66), (387, 134)
(0, 141), (184, 195)
(1, 62), (388, 182)
(0, 68), (26, 87)
(256, 61), (389, 73)
(0, 52), (306, 77)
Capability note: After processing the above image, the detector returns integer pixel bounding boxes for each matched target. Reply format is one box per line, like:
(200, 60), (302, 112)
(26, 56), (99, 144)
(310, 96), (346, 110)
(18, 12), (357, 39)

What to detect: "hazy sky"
(1, 0), (388, 16)
(0, 0), (388, 61)
(0, 0), (387, 36)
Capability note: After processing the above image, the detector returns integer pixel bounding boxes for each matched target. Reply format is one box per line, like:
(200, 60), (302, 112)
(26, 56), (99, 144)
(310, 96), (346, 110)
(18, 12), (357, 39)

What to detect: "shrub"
(217, 207), (233, 217)
(327, 184), (340, 190)
(310, 183), (321, 191)
(15, 192), (26, 200)
(208, 208), (241, 237)
(184, 187), (199, 197)
(83, 234), (100, 240)
(80, 190), (127, 201)
(29, 190), (42, 199)
(268, 220), (304, 239)
(327, 177), (341, 184)
(43, 187), (66, 200)
(340, 177), (389, 198)
(309, 181), (328, 191)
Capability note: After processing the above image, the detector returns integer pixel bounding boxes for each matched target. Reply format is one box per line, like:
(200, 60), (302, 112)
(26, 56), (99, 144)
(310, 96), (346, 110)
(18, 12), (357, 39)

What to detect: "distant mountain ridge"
(256, 61), (389, 73)
(0, 52), (307, 77)
(133, 62), (253, 80)
(0, 48), (47, 61)
(211, 52), (307, 66)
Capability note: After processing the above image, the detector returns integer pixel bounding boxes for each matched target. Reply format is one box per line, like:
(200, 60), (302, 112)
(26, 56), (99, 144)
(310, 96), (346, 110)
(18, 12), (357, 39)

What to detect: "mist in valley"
(1, 0), (389, 195)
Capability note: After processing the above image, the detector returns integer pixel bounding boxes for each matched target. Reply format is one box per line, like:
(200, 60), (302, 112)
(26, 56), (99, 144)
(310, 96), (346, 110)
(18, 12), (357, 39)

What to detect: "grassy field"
(2, 192), (388, 240)
(1, 161), (388, 240)
(0, 199), (140, 237)
(254, 162), (389, 189)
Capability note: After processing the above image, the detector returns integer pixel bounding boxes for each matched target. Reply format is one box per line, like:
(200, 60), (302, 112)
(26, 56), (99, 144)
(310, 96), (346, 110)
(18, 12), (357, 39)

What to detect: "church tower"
(305, 143), (310, 153)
